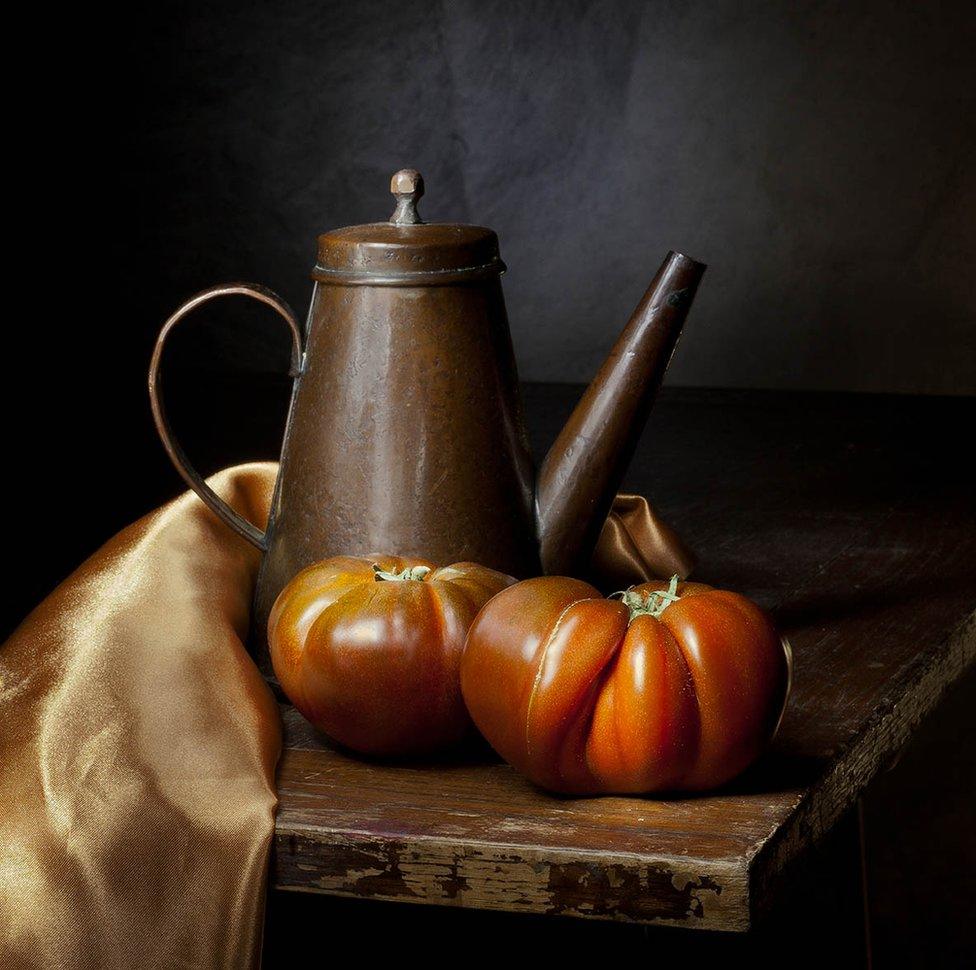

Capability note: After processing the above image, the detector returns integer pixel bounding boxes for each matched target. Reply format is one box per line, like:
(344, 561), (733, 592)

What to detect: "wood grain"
(272, 387), (976, 931)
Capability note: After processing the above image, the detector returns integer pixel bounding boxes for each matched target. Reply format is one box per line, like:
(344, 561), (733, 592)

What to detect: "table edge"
(271, 610), (976, 933)
(747, 607), (976, 924)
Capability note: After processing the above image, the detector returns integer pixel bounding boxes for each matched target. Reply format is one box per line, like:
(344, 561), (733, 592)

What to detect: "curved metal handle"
(148, 283), (304, 550)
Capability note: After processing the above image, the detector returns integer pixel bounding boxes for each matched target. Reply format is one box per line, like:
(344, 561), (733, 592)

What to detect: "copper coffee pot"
(149, 169), (705, 652)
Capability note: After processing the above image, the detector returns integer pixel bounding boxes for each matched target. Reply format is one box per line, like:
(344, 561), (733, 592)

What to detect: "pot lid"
(312, 170), (505, 286)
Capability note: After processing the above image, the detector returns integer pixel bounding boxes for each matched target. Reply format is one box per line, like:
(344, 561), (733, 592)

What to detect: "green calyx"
(611, 574), (681, 622)
(372, 564), (432, 583)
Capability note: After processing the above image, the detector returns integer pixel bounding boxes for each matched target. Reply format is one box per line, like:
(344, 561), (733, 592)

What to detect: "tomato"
(269, 556), (515, 756)
(461, 576), (791, 794)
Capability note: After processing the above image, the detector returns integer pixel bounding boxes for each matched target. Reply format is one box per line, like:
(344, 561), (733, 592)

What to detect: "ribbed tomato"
(269, 556), (514, 756)
(461, 576), (791, 794)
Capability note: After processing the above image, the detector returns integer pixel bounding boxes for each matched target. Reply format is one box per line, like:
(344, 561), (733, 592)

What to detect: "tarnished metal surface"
(150, 171), (704, 668)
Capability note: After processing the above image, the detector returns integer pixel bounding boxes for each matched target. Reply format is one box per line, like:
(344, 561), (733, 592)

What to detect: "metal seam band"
(311, 258), (506, 286)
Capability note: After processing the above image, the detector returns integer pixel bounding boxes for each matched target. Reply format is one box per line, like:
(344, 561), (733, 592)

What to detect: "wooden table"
(270, 386), (975, 934)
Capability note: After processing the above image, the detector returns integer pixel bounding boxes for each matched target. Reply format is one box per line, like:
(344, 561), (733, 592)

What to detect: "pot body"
(149, 173), (706, 678)
(252, 277), (538, 660)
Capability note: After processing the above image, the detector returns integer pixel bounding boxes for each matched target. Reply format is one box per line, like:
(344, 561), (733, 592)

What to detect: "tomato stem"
(372, 564), (432, 582)
(611, 575), (681, 623)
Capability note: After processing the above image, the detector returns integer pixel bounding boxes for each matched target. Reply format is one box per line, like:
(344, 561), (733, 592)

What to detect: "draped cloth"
(593, 492), (695, 590)
(0, 462), (692, 970)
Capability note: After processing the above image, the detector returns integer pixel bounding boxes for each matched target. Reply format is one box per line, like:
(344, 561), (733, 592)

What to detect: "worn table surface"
(271, 386), (975, 932)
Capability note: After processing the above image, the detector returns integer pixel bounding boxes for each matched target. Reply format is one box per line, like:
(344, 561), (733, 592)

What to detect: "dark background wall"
(117, 0), (974, 392)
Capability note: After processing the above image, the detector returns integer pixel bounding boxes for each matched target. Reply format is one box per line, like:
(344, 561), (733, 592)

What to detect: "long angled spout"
(536, 251), (706, 576)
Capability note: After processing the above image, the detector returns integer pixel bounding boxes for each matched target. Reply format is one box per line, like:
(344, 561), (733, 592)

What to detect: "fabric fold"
(592, 492), (695, 590)
(1, 464), (281, 970)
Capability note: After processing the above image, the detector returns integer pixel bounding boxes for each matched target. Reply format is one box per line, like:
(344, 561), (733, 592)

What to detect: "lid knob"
(389, 169), (425, 226)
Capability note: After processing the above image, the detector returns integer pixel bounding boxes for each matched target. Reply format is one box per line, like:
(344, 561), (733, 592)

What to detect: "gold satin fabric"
(0, 464), (281, 970)
(0, 462), (690, 970)
(594, 492), (695, 589)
